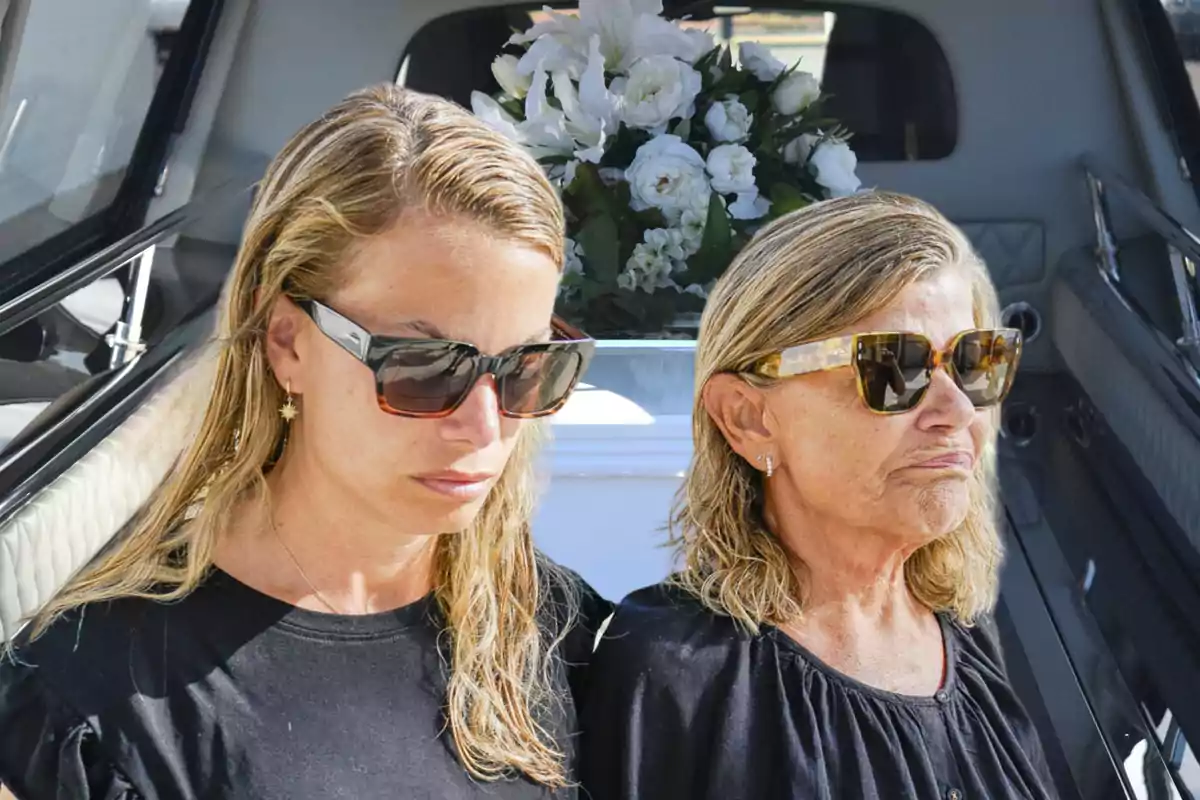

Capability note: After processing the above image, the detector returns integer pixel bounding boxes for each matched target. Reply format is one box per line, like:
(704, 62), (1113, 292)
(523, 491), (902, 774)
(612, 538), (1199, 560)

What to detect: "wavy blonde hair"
(671, 191), (1004, 631)
(27, 84), (577, 787)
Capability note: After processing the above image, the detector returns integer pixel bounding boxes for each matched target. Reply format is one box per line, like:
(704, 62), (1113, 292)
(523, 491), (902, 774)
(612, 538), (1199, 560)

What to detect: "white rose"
(785, 133), (861, 197)
(492, 54), (532, 99)
(728, 191), (771, 220)
(772, 71), (820, 116)
(625, 135), (711, 220)
(616, 55), (703, 131)
(809, 139), (861, 197)
(704, 96), (753, 143)
(738, 41), (786, 82)
(781, 133), (817, 165)
(706, 144), (757, 195)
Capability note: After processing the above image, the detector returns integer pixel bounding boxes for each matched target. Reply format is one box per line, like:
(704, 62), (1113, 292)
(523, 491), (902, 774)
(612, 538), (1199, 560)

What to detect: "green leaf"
(576, 214), (622, 285)
(601, 125), (650, 168)
(671, 118), (692, 140)
(569, 162), (614, 219)
(679, 191), (733, 285)
(738, 90), (760, 114)
(696, 46), (723, 91)
(769, 182), (815, 218)
(711, 67), (749, 98)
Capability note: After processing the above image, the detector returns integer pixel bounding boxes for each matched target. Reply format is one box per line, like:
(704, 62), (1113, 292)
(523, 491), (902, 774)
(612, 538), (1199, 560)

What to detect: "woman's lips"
(912, 451), (974, 470)
(411, 471), (497, 500)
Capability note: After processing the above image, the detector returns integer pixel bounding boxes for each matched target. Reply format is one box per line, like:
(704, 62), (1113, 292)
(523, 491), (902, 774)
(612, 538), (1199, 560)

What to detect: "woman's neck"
(766, 500), (945, 694)
(215, 454), (437, 615)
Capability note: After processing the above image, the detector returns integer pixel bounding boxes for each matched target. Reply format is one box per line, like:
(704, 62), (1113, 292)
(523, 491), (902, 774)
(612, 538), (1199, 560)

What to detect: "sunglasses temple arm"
(551, 314), (590, 341)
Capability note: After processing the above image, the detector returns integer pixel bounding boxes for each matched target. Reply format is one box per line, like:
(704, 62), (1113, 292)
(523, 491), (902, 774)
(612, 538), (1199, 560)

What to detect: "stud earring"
(280, 380), (298, 422)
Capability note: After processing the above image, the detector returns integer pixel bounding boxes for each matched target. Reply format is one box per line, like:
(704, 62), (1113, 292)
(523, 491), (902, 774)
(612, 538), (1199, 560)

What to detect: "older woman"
(0, 85), (608, 799)
(579, 192), (1055, 799)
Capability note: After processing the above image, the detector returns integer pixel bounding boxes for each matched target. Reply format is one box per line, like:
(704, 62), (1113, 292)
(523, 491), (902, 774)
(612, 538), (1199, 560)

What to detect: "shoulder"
(0, 605), (149, 797)
(594, 581), (749, 678)
(539, 558), (613, 632)
(535, 556), (614, 666)
(6, 598), (158, 698)
(3, 586), (203, 734)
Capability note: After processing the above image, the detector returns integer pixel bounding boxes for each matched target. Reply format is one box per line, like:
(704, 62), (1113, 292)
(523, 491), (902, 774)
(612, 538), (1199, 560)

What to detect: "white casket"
(533, 340), (697, 600)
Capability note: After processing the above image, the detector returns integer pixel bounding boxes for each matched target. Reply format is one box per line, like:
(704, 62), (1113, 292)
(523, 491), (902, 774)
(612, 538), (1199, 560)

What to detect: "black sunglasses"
(297, 299), (595, 418)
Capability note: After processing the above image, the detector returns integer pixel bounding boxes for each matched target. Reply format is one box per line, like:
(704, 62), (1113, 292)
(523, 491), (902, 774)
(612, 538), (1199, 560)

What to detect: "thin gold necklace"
(266, 514), (347, 615)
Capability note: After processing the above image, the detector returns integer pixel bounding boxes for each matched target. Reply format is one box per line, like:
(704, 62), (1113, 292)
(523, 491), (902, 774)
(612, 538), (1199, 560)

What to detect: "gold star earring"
(280, 380), (298, 422)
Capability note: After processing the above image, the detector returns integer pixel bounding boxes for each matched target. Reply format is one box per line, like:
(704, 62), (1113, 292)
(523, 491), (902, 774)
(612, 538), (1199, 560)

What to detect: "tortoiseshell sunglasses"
(298, 299), (595, 418)
(750, 328), (1023, 414)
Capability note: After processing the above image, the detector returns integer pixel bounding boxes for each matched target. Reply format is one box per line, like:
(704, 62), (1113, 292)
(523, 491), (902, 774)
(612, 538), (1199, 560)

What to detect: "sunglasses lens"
(378, 342), (477, 415)
(952, 329), (1021, 408)
(854, 334), (935, 412)
(500, 348), (584, 416)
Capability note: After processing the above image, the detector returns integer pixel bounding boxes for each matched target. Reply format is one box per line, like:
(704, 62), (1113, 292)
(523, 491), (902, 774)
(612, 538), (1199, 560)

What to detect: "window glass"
(0, 0), (193, 266)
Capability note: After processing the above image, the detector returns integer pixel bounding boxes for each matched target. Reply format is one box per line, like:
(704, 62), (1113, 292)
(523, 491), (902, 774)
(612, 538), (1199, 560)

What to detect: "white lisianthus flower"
(615, 55), (702, 132)
(558, 237), (586, 297)
(642, 227), (687, 262)
(784, 133), (862, 197)
(738, 41), (786, 82)
(683, 279), (716, 298)
(679, 207), (706, 254)
(704, 96), (753, 143)
(772, 70), (821, 116)
(619, 242), (678, 293)
(728, 191), (771, 220)
(706, 144), (757, 195)
(492, 54), (532, 99)
(563, 237), (585, 276)
(625, 134), (711, 221)
(679, 192), (716, 254)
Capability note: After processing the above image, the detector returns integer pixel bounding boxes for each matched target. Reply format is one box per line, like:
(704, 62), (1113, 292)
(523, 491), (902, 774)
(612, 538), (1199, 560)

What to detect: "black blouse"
(579, 583), (1058, 800)
(0, 563), (611, 799)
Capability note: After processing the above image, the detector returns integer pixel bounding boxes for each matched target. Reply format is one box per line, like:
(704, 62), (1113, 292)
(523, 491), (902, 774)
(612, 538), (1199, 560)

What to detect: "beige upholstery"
(0, 344), (216, 641)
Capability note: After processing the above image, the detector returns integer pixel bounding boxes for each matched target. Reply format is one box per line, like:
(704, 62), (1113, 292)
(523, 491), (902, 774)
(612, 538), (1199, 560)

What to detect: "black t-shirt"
(0, 563), (612, 799)
(579, 583), (1059, 800)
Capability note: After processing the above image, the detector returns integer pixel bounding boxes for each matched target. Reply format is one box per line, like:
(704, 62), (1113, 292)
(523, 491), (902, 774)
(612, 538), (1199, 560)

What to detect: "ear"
(264, 295), (308, 393)
(701, 373), (775, 464)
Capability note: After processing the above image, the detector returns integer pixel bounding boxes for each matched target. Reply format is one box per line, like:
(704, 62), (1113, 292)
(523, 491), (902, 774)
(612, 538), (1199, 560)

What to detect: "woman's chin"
(906, 484), (971, 541)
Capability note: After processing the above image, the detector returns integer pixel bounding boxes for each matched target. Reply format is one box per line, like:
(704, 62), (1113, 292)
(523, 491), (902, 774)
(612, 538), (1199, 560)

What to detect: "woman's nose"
(917, 368), (976, 429)
(443, 375), (503, 446)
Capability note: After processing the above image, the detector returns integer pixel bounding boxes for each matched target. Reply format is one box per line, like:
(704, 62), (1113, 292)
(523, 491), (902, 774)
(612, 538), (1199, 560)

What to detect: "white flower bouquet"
(471, 0), (862, 336)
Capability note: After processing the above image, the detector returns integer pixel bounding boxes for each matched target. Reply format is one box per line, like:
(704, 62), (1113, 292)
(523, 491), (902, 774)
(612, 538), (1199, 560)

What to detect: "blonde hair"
(28, 84), (575, 786)
(671, 191), (1004, 630)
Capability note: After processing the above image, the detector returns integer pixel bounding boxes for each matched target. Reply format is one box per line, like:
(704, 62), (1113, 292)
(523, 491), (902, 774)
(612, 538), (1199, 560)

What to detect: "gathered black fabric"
(0, 563), (611, 800)
(579, 583), (1058, 800)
